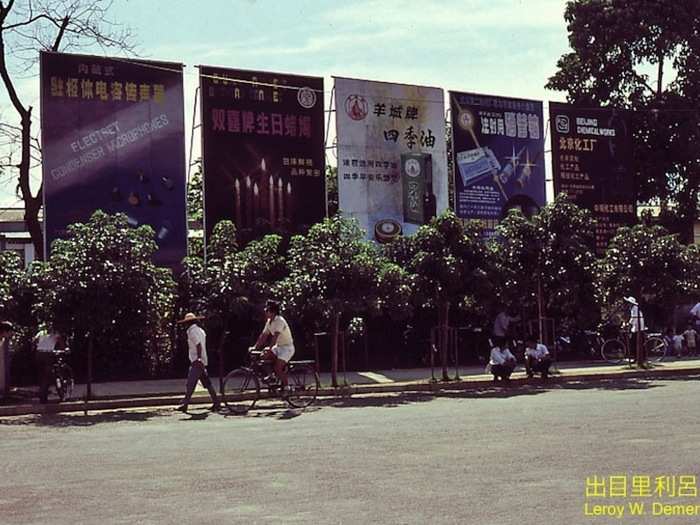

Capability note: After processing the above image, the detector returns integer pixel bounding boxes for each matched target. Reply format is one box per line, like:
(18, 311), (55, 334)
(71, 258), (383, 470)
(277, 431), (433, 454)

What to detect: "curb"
(2, 365), (699, 417)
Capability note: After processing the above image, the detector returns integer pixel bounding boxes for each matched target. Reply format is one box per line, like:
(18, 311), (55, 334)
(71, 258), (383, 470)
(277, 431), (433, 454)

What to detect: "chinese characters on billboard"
(199, 66), (325, 245)
(450, 91), (546, 233)
(549, 102), (635, 254)
(40, 51), (187, 268)
(335, 77), (448, 242)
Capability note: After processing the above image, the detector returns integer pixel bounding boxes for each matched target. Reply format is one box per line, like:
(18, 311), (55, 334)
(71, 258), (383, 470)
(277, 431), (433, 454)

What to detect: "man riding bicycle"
(254, 300), (295, 392)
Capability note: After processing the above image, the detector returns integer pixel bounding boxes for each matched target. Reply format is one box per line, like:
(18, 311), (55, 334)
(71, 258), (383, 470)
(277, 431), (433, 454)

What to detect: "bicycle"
(600, 332), (666, 364)
(221, 347), (320, 414)
(50, 348), (75, 401)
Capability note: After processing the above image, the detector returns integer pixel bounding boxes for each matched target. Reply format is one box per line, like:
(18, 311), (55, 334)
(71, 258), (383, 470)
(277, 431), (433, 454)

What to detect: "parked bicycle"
(600, 332), (665, 364)
(50, 348), (74, 401)
(221, 348), (320, 414)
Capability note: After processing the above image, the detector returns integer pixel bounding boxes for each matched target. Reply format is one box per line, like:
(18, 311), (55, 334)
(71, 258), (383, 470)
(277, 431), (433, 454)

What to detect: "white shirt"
(684, 329), (697, 347)
(673, 335), (684, 351)
(525, 343), (549, 360)
(629, 305), (645, 332)
(264, 315), (294, 347)
(187, 324), (208, 366)
(489, 347), (515, 366)
(36, 331), (60, 352)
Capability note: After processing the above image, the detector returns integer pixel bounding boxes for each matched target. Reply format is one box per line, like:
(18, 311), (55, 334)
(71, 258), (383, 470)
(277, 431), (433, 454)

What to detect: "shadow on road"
(0, 408), (172, 427)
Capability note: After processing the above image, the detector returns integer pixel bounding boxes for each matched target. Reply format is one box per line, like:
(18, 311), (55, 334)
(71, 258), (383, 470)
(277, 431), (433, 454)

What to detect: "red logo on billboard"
(345, 94), (368, 121)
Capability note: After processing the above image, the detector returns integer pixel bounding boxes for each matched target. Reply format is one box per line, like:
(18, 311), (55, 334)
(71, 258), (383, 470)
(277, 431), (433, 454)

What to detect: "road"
(1, 374), (699, 525)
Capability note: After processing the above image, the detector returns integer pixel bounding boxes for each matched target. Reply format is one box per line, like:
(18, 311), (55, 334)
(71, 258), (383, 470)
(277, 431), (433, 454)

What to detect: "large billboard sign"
(335, 77), (448, 242)
(549, 102), (635, 253)
(449, 91), (546, 232)
(40, 51), (187, 268)
(199, 67), (325, 244)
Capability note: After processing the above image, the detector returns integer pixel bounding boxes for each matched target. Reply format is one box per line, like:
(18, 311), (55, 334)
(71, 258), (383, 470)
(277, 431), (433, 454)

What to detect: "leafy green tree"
(41, 211), (176, 382)
(391, 211), (489, 379)
(0, 250), (22, 323)
(277, 215), (381, 386)
(596, 223), (700, 326)
(492, 196), (598, 334)
(546, 0), (700, 242)
(326, 165), (338, 217)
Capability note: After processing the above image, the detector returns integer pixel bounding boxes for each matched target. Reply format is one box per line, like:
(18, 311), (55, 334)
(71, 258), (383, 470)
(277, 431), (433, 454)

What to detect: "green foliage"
(278, 214), (382, 331)
(596, 223), (700, 322)
(326, 165), (338, 216)
(187, 161), (203, 225)
(403, 210), (489, 316)
(492, 196), (597, 328)
(41, 211), (176, 379)
(207, 220), (238, 262)
(0, 251), (23, 322)
(546, 0), (700, 241)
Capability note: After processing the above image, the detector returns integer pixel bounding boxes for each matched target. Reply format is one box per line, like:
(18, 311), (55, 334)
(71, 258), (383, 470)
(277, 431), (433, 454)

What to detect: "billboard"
(199, 67), (325, 244)
(40, 51), (187, 268)
(549, 102), (635, 253)
(335, 77), (448, 242)
(449, 91), (546, 233)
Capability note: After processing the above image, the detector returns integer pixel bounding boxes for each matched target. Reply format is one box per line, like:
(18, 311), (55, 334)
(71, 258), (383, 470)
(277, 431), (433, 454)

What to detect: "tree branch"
(51, 15), (69, 51)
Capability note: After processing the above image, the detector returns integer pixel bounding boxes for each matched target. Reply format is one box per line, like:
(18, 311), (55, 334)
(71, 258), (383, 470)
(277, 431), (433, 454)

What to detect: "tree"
(0, 0), (135, 259)
(277, 215), (381, 387)
(596, 223), (700, 327)
(40, 211), (175, 384)
(393, 211), (489, 380)
(546, 0), (700, 242)
(491, 196), (598, 334)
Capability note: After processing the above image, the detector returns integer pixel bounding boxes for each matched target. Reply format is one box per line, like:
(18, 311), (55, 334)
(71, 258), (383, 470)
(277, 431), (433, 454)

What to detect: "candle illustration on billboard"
(245, 175), (252, 227)
(253, 182), (260, 223)
(277, 177), (284, 222)
(268, 175), (275, 227)
(234, 178), (242, 225)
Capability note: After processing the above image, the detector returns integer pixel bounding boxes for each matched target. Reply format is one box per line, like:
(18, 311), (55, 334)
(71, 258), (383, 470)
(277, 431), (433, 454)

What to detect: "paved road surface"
(2, 375), (699, 524)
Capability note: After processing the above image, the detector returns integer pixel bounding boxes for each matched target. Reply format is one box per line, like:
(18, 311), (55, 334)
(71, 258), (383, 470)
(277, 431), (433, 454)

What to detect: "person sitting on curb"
(176, 312), (220, 413)
(488, 336), (516, 382)
(524, 335), (551, 380)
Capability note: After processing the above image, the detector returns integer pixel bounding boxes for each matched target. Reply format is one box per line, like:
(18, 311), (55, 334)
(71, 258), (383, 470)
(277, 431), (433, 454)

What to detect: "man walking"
(176, 313), (220, 413)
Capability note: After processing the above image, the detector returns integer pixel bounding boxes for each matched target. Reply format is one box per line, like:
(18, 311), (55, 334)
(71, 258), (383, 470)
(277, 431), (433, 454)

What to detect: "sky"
(0, 0), (572, 208)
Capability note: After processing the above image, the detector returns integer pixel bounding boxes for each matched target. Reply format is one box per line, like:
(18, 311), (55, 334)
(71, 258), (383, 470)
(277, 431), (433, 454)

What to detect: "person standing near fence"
(34, 326), (64, 403)
(624, 296), (646, 365)
(176, 313), (220, 413)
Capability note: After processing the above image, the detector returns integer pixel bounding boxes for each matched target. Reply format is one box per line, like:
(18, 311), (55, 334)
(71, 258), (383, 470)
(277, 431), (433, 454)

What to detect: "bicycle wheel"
(601, 339), (625, 364)
(221, 368), (260, 414)
(645, 336), (666, 362)
(286, 365), (320, 409)
(55, 365), (74, 401)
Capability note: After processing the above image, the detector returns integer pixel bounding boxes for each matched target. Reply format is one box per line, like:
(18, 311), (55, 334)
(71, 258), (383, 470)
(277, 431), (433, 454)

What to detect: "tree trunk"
(330, 313), (340, 388)
(439, 302), (450, 381)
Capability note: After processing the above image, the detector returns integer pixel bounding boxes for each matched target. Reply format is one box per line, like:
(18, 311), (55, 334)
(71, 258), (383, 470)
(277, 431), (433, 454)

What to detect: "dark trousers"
(182, 363), (219, 406)
(37, 352), (54, 403)
(526, 356), (551, 378)
(491, 363), (514, 380)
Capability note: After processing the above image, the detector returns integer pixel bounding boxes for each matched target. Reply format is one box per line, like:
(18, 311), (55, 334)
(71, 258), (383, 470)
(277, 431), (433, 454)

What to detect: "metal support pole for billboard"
(187, 86), (201, 184)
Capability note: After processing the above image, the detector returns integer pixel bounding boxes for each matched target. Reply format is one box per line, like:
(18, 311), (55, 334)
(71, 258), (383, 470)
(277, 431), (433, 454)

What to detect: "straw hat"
(176, 312), (204, 324)
(623, 296), (638, 306)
